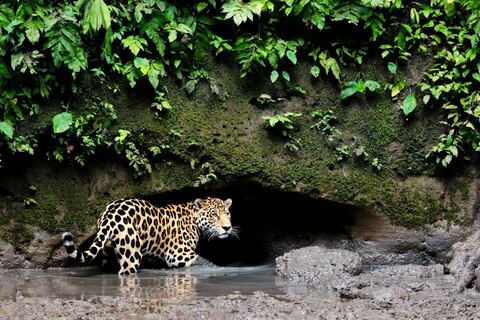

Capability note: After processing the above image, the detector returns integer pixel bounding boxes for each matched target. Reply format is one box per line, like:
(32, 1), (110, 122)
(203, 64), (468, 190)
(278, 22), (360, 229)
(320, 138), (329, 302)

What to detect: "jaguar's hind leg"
(101, 240), (115, 268)
(113, 234), (143, 275)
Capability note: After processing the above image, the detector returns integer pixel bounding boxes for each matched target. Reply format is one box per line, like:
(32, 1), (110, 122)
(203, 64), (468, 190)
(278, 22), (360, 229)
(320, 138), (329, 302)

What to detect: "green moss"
(458, 181), (470, 201)
(380, 189), (460, 227)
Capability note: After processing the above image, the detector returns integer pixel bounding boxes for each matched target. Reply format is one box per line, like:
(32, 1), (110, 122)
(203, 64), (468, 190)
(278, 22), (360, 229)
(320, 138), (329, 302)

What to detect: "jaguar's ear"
(194, 198), (205, 209)
(224, 198), (232, 210)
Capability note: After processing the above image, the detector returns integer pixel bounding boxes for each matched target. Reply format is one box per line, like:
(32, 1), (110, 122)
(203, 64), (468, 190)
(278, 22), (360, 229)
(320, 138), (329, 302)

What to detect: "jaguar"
(62, 197), (235, 275)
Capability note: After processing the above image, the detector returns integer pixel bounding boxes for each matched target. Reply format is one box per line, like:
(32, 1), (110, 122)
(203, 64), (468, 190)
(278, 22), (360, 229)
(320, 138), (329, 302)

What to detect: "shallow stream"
(0, 265), (309, 301)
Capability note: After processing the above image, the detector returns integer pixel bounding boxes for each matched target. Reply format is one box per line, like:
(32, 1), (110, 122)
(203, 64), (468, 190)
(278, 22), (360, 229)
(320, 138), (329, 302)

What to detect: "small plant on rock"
(426, 129), (462, 168)
(151, 91), (172, 117)
(262, 112), (302, 138)
(284, 138), (302, 153)
(114, 129), (152, 177)
(353, 146), (383, 171)
(311, 109), (337, 135)
(192, 161), (218, 187)
(335, 144), (350, 161)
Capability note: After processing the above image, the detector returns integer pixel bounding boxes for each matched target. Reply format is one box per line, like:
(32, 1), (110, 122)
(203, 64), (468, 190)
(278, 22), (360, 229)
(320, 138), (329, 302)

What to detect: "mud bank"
(3, 242), (480, 319)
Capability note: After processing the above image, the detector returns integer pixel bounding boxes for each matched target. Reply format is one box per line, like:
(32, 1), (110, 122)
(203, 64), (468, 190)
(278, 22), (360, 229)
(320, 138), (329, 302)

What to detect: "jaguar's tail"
(62, 228), (110, 263)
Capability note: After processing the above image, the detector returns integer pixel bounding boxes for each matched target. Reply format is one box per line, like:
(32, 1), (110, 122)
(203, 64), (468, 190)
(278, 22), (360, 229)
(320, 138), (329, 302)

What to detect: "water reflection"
(0, 265), (310, 301)
(118, 273), (197, 300)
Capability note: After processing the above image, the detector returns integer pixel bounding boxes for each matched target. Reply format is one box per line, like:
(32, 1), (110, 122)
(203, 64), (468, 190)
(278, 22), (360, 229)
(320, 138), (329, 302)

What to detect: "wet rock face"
(275, 245), (448, 293)
(344, 217), (469, 266)
(0, 232), (91, 269)
(275, 246), (363, 286)
(448, 230), (480, 277)
(447, 229), (480, 292)
(0, 241), (33, 269)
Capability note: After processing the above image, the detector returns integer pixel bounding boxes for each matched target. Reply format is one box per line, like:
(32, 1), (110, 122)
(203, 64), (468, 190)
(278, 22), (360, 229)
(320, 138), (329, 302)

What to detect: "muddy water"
(0, 265), (309, 301)
(2, 264), (480, 319)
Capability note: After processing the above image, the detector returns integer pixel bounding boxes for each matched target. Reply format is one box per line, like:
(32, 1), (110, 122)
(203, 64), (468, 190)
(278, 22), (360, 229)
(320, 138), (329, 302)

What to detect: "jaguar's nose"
(222, 225), (232, 232)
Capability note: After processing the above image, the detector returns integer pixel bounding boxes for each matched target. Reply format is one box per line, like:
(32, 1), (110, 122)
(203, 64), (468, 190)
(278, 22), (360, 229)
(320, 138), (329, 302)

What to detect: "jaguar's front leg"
(166, 248), (198, 268)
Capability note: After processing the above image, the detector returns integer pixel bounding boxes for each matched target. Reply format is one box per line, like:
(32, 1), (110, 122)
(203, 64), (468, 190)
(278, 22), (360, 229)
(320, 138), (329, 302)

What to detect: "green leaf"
(391, 79), (407, 97)
(311, 12), (325, 30)
(268, 53), (279, 68)
(449, 145), (458, 157)
(356, 81), (366, 92)
(286, 50), (297, 64)
(270, 70), (279, 83)
(176, 23), (192, 34)
(122, 36), (146, 56)
(115, 129), (131, 143)
(365, 80), (380, 92)
(443, 154), (453, 167)
(401, 94), (417, 116)
(168, 30), (177, 42)
(396, 31), (406, 50)
(53, 112), (73, 134)
(222, 1), (260, 25)
(147, 61), (165, 89)
(423, 94), (431, 105)
(340, 81), (358, 100)
(161, 100), (172, 110)
(134, 57), (150, 75)
(268, 117), (278, 127)
(197, 2), (209, 12)
(147, 67), (159, 89)
(98, 0), (111, 28)
(0, 121), (14, 139)
(444, 1), (456, 17)
(11, 53), (24, 71)
(82, 0), (111, 32)
(388, 62), (397, 74)
(282, 71), (290, 81)
(330, 60), (341, 81)
(11, 104), (24, 120)
(311, 65), (320, 78)
(25, 22), (40, 43)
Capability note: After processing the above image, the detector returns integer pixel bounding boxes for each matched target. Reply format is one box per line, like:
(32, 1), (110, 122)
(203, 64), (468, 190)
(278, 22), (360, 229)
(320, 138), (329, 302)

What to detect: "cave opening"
(143, 184), (366, 267)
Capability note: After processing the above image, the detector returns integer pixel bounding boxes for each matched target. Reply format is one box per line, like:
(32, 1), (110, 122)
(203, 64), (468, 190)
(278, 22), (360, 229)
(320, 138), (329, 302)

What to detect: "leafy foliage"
(263, 112), (302, 138)
(192, 161), (218, 187)
(340, 80), (381, 100)
(335, 144), (351, 162)
(0, 0), (479, 173)
(311, 109), (337, 135)
(222, 0), (265, 25)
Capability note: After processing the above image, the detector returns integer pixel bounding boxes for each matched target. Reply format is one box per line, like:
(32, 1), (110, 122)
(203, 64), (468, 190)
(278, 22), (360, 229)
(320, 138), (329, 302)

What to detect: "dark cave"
(144, 184), (365, 267)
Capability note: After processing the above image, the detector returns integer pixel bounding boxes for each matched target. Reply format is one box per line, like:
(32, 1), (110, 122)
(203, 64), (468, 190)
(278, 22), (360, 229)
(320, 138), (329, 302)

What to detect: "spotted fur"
(62, 197), (235, 275)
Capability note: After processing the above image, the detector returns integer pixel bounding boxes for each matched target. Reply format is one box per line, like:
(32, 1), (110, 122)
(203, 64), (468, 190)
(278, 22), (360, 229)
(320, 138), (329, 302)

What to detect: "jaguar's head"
(194, 197), (236, 239)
